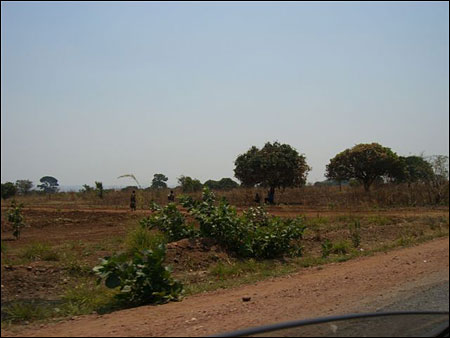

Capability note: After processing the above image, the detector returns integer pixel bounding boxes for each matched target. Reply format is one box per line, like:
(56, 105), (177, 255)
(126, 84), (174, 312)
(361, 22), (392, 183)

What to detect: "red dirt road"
(3, 237), (448, 337)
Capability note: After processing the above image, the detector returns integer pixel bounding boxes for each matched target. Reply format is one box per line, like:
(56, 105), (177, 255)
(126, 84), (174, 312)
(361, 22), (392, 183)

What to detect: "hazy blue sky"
(1, 1), (449, 188)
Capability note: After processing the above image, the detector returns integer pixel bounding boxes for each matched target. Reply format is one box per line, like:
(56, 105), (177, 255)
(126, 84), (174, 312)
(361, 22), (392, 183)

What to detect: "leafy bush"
(125, 226), (167, 256)
(140, 202), (196, 242)
(7, 201), (25, 240)
(180, 188), (306, 259)
(93, 245), (183, 306)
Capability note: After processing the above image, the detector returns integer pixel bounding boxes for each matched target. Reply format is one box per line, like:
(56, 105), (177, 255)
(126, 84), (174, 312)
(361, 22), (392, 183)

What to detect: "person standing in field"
(168, 190), (175, 203)
(264, 187), (275, 205)
(130, 190), (137, 211)
(254, 192), (261, 204)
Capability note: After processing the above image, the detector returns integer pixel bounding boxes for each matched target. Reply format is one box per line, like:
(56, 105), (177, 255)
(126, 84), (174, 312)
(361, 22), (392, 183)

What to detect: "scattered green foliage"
(125, 226), (167, 256)
(140, 203), (196, 242)
(7, 201), (25, 240)
(93, 246), (183, 306)
(332, 240), (352, 255)
(20, 243), (59, 261)
(180, 188), (306, 259)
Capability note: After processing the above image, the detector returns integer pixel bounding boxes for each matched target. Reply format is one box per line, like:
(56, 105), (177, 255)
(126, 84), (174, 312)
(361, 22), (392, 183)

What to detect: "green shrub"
(181, 188), (306, 259)
(93, 245), (183, 306)
(7, 201), (25, 240)
(140, 202), (196, 242)
(20, 243), (59, 261)
(125, 227), (167, 256)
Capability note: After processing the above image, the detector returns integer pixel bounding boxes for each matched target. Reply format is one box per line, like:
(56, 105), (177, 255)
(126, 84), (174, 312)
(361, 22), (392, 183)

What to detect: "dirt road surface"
(3, 237), (448, 337)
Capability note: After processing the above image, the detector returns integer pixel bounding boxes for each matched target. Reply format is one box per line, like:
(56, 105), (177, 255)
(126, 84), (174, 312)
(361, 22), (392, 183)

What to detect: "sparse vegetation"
(93, 246), (183, 306)
(20, 242), (60, 261)
(7, 201), (25, 240)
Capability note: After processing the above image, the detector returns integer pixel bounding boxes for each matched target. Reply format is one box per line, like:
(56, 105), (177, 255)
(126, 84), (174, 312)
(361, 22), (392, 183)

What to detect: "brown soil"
(2, 237), (448, 337)
(166, 238), (232, 274)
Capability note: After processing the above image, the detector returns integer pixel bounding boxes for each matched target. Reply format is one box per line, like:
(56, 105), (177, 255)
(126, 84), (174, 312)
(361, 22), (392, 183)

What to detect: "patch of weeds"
(332, 240), (352, 255)
(59, 281), (118, 316)
(298, 256), (326, 268)
(396, 235), (416, 247)
(20, 243), (59, 262)
(125, 226), (167, 257)
(2, 301), (53, 323)
(209, 259), (260, 280)
(336, 215), (359, 223)
(306, 216), (330, 228)
(366, 215), (391, 226)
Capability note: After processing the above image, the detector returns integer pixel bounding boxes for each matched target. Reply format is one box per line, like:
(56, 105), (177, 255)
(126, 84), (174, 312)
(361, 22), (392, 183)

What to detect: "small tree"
(15, 180), (33, 195)
(95, 181), (104, 199)
(1, 182), (17, 200)
(151, 174), (168, 189)
(326, 143), (401, 192)
(37, 176), (59, 193)
(427, 155), (449, 204)
(7, 201), (25, 240)
(234, 142), (310, 202)
(177, 176), (203, 193)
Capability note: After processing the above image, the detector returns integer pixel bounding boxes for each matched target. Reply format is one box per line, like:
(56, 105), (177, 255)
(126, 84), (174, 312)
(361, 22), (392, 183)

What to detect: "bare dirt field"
(2, 237), (448, 337)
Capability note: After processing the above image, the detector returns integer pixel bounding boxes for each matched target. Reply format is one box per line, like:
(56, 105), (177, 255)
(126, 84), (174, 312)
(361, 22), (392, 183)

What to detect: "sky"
(1, 1), (449, 189)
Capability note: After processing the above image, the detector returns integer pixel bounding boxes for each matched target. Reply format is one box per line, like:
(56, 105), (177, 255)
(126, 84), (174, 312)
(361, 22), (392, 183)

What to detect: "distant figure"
(130, 190), (137, 211)
(254, 192), (261, 204)
(264, 187), (275, 205)
(168, 190), (175, 203)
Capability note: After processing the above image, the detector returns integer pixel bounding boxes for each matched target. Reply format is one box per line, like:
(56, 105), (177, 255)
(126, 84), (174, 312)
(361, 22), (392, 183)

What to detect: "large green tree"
(326, 143), (401, 192)
(234, 142), (310, 200)
(151, 174), (168, 189)
(37, 176), (59, 193)
(1, 182), (17, 199)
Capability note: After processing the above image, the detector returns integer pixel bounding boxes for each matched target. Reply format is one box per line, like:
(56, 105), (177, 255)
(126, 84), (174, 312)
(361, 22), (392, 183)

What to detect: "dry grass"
(4, 182), (448, 210)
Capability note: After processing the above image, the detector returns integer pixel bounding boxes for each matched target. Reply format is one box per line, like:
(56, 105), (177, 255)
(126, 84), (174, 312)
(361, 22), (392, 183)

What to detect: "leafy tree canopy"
(177, 176), (203, 193)
(234, 142), (310, 189)
(204, 178), (239, 190)
(151, 174), (168, 189)
(37, 176), (59, 193)
(395, 156), (434, 184)
(326, 143), (401, 192)
(1, 182), (17, 199)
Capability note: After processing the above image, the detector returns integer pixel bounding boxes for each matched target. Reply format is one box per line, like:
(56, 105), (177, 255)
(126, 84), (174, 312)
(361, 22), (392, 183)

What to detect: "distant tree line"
(2, 142), (448, 205)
